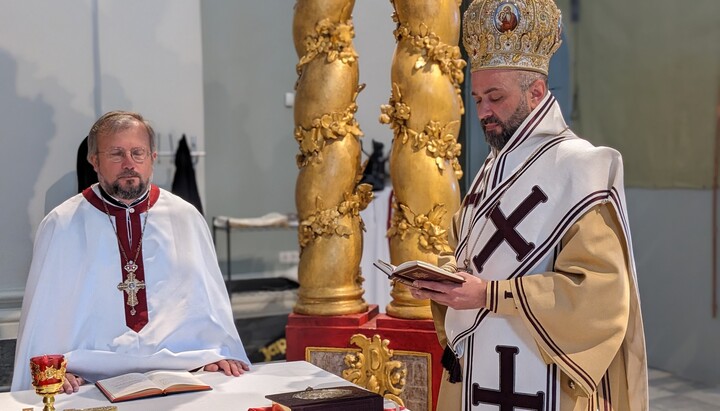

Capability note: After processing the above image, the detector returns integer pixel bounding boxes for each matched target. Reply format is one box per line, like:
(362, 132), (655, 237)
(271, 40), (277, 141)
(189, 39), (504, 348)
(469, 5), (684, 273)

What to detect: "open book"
(373, 259), (465, 289)
(95, 370), (211, 403)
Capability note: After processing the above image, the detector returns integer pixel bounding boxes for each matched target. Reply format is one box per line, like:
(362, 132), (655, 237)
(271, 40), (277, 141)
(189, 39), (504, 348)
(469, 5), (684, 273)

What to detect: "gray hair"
(517, 71), (548, 93)
(86, 111), (156, 162)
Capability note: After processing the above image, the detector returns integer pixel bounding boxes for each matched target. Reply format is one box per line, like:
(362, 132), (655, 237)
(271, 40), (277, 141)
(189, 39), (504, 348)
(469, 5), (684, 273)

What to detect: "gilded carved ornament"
(388, 201), (453, 254)
(380, 83), (463, 179)
(418, 120), (463, 179)
(298, 185), (373, 248)
(342, 334), (406, 407)
(294, 87), (365, 168)
(379, 83), (412, 143)
(297, 18), (359, 74)
(394, 22), (466, 96)
(391, 15), (466, 114)
(30, 364), (65, 382)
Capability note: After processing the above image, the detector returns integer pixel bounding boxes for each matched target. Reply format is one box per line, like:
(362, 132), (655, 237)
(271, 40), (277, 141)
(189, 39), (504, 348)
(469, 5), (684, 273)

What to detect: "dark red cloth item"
(82, 185), (160, 332)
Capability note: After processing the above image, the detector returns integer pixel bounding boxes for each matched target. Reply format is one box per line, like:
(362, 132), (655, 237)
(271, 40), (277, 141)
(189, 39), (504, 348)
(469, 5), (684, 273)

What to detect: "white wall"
(353, 1), (397, 151)
(200, 0), (397, 279)
(626, 188), (720, 385)
(0, 0), (205, 336)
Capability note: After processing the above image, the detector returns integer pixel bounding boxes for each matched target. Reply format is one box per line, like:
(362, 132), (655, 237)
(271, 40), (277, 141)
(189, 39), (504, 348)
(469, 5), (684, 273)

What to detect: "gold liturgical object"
(292, 0), (372, 316)
(287, 3), (463, 408)
(381, 0), (464, 319)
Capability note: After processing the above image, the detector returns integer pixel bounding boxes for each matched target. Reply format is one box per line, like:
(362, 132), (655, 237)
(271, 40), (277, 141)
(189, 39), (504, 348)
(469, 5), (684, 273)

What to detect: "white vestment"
(12, 184), (249, 391)
(444, 93), (647, 410)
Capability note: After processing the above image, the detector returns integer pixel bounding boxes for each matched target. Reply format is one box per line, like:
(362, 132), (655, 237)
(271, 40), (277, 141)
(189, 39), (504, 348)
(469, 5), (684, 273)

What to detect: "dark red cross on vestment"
(472, 345), (545, 410)
(473, 185), (548, 273)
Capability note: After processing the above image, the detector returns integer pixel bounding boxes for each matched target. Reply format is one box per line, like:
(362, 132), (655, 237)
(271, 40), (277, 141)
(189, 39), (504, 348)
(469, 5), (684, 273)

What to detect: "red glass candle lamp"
(30, 354), (67, 411)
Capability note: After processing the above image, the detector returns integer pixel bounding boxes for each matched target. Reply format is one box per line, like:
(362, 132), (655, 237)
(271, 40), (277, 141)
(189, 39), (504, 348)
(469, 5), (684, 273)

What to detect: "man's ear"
(528, 78), (547, 110)
(89, 154), (99, 173)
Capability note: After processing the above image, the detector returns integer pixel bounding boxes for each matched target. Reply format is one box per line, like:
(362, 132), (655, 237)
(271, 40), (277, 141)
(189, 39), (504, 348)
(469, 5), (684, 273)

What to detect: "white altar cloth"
(1, 361), (353, 410)
(360, 186), (393, 311)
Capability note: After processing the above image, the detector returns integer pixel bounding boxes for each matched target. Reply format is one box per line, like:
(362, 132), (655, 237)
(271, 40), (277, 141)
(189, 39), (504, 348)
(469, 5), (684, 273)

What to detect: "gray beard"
(111, 179), (148, 200)
(98, 170), (150, 201)
(482, 99), (531, 151)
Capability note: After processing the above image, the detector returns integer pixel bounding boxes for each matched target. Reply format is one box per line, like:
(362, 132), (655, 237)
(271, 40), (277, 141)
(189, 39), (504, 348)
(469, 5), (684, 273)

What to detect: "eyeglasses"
(98, 147), (151, 163)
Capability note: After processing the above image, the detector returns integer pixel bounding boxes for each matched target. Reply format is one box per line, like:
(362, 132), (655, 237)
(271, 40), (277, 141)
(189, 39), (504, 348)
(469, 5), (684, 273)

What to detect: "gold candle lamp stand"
(30, 354), (67, 411)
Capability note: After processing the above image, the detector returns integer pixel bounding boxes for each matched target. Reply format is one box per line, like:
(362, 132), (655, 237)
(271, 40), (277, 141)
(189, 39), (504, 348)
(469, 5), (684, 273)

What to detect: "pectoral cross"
(117, 260), (146, 315)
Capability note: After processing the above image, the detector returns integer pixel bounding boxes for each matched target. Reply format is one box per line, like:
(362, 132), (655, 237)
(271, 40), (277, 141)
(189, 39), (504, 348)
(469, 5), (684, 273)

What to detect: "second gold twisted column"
(381, 0), (465, 319)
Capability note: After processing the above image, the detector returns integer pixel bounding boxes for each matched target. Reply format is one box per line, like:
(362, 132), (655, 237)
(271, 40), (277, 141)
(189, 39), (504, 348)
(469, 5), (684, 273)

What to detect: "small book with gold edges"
(373, 259), (466, 289)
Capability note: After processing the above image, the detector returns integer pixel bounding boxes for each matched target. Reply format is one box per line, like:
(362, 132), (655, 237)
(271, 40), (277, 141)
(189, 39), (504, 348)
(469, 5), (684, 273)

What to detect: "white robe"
(11, 185), (249, 391)
(439, 93), (647, 410)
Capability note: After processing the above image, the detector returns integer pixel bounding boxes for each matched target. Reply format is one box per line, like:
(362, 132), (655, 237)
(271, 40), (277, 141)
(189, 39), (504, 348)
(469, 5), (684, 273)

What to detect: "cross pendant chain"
(117, 261), (146, 315)
(101, 198), (151, 318)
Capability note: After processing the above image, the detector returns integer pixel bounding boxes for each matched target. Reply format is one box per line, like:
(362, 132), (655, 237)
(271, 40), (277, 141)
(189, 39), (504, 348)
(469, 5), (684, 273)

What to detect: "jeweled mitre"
(463, 0), (562, 75)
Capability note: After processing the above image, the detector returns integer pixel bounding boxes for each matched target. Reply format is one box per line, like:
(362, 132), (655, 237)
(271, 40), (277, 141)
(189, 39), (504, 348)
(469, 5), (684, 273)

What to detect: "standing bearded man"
(12, 111), (250, 393)
(409, 1), (649, 410)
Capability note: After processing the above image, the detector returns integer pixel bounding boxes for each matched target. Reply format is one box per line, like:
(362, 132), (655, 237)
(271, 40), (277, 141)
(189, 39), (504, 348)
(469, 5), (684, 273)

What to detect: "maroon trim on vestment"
(455, 160), (492, 261)
(600, 371), (612, 411)
(509, 192), (615, 386)
(547, 363), (558, 411)
(488, 281), (498, 313)
(491, 96), (556, 188)
(82, 185), (160, 332)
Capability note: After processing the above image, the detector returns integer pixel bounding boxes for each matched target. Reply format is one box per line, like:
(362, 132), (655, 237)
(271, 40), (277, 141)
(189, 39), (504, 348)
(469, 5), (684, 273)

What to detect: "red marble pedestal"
(286, 305), (444, 411)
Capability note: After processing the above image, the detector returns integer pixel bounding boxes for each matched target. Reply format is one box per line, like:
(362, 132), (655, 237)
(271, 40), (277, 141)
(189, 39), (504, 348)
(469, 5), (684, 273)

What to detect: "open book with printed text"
(373, 259), (466, 289)
(95, 370), (211, 403)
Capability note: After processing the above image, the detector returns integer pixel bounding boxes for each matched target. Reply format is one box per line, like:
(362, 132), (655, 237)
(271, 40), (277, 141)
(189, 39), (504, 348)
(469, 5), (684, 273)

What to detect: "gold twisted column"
(380, 0), (465, 319)
(293, 0), (372, 316)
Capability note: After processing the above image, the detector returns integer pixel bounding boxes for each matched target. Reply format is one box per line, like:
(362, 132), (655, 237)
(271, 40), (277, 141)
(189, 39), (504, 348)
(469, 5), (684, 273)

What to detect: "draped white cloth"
(12, 185), (248, 391)
(359, 186), (393, 311)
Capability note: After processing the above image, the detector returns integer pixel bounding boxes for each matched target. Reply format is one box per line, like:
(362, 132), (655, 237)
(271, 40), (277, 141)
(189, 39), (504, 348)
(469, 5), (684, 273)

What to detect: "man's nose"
(120, 152), (136, 167)
(477, 102), (493, 121)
